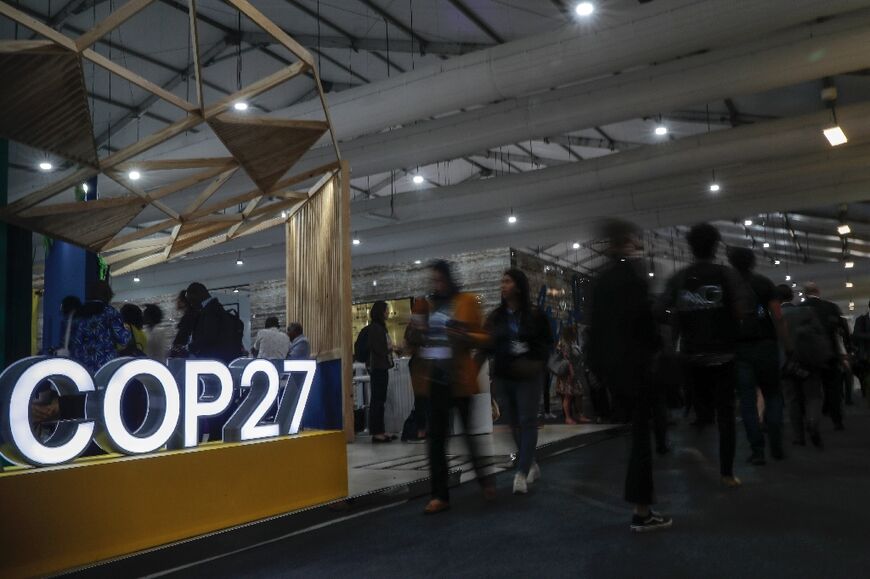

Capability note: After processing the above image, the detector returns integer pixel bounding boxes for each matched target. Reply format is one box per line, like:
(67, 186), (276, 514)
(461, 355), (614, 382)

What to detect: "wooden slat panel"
(75, 0), (155, 52)
(115, 157), (235, 171)
(2, 167), (98, 215)
(12, 200), (146, 251)
(101, 114), (203, 169)
(101, 219), (176, 251)
(112, 251), (168, 275)
(0, 45), (98, 166)
(19, 195), (141, 218)
(208, 115), (327, 192)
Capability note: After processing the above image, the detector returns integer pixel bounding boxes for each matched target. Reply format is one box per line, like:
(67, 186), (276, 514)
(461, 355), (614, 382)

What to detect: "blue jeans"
(498, 375), (540, 475)
(736, 340), (784, 454)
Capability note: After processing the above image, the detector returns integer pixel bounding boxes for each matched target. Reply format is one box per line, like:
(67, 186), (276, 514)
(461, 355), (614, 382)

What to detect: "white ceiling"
(5, 0), (870, 312)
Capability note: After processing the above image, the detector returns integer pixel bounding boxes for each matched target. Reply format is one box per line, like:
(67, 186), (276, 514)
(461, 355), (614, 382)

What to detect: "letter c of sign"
(0, 357), (96, 467)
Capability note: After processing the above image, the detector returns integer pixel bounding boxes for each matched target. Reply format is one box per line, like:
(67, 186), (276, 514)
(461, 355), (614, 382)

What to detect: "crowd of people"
(353, 222), (865, 532)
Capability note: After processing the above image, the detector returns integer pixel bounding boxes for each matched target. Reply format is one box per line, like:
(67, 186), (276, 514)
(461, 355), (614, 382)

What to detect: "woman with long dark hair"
(170, 290), (197, 358)
(367, 300), (394, 442)
(407, 260), (495, 514)
(486, 268), (553, 494)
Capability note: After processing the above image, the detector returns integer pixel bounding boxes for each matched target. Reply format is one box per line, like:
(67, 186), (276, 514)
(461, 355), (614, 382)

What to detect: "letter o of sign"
(93, 358), (181, 455)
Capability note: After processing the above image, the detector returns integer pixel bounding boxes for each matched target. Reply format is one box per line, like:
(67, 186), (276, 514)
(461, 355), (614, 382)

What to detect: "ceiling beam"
(236, 30), (490, 57)
(447, 0), (504, 44)
(354, 0), (433, 56)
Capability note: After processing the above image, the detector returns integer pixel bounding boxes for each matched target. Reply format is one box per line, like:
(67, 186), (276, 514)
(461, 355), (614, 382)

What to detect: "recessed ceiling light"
(823, 126), (848, 146)
(845, 261), (854, 269)
(709, 183), (720, 193)
(38, 161), (53, 171)
(648, 272), (655, 278)
(837, 224), (851, 236)
(508, 214), (517, 224)
(574, 2), (594, 17)
(352, 238), (361, 246)
(412, 175), (424, 185)
(372, 280), (377, 287)
(233, 288), (239, 293)
(133, 276), (140, 283)
(654, 125), (668, 136)
(572, 242), (581, 250)
(128, 170), (141, 181)
(774, 260), (781, 265)
(233, 101), (249, 111)
(744, 219), (753, 227)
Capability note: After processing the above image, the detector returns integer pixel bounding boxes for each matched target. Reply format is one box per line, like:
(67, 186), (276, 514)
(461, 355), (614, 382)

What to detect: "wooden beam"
(187, 0), (204, 110)
(115, 157), (235, 171)
(147, 163), (236, 202)
(314, 74), (341, 162)
(0, 40), (55, 52)
(75, 0), (154, 52)
(0, 3), (77, 51)
(19, 195), (142, 218)
(1, 167), (99, 214)
(210, 115), (329, 131)
(101, 218), (176, 251)
(83, 48), (198, 113)
(182, 167), (237, 214)
(103, 243), (167, 265)
(112, 251), (168, 275)
(101, 114), (203, 169)
(105, 171), (180, 220)
(204, 61), (307, 119)
(225, 0), (314, 67)
(194, 213), (244, 223)
(163, 223), (182, 258)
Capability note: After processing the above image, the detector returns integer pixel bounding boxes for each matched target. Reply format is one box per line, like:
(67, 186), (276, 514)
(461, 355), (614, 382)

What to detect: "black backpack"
(219, 308), (244, 360)
(354, 325), (371, 364)
(784, 306), (833, 369)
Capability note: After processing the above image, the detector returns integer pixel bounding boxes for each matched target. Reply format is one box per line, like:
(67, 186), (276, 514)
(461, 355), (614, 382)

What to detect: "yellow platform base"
(0, 430), (348, 578)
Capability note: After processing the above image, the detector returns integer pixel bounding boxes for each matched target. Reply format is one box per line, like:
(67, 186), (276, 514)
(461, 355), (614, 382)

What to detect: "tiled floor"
(346, 423), (619, 495)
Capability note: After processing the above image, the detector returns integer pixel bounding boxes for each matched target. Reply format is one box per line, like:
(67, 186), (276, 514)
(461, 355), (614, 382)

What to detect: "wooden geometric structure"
(0, 0), (342, 275)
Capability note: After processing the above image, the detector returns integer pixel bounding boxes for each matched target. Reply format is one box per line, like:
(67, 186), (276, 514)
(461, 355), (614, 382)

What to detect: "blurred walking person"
(554, 326), (591, 424)
(143, 304), (170, 363)
(659, 223), (744, 488)
(486, 269), (553, 494)
(407, 260), (495, 514)
(70, 280), (131, 374)
(587, 219), (670, 532)
(727, 247), (786, 465)
(367, 301), (394, 443)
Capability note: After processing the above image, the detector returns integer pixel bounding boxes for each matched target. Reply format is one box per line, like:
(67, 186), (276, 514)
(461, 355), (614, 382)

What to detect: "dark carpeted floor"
(172, 405), (870, 579)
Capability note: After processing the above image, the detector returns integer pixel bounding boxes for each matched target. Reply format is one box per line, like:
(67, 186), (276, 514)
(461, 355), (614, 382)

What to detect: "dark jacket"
(189, 298), (237, 363)
(486, 305), (553, 379)
(367, 322), (392, 370)
(854, 313), (870, 360)
(588, 258), (660, 378)
(802, 296), (849, 362)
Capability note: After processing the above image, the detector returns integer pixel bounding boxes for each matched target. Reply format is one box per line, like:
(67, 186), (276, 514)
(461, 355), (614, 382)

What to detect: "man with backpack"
(186, 282), (244, 364)
(658, 223), (744, 488)
(727, 247), (786, 465)
(777, 284), (828, 447)
(801, 283), (850, 431)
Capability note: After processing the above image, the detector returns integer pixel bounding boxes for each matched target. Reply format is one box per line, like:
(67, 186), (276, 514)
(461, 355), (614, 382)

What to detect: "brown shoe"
(721, 475), (742, 488)
(423, 499), (451, 515)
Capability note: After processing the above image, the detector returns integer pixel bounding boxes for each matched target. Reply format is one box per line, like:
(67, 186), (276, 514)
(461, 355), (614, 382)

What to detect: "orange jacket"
(406, 293), (487, 398)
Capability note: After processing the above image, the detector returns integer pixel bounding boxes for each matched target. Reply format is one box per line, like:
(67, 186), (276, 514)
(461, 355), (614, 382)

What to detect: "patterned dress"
(555, 341), (585, 396)
(70, 301), (131, 374)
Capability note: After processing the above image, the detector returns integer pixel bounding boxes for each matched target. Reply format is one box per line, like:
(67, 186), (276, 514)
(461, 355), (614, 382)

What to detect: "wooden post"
(338, 161), (355, 442)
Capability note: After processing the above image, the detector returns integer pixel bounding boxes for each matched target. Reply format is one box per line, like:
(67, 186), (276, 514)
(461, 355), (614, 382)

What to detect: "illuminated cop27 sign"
(0, 357), (316, 467)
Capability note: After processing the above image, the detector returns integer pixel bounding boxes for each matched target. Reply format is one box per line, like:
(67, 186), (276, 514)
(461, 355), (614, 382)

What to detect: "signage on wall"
(0, 357), (316, 468)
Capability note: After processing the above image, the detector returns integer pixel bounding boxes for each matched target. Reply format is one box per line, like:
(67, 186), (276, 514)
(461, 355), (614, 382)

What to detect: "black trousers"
(542, 371), (552, 414)
(428, 366), (491, 501)
(606, 363), (655, 506)
(369, 369), (389, 436)
(821, 365), (844, 427)
(689, 362), (737, 477)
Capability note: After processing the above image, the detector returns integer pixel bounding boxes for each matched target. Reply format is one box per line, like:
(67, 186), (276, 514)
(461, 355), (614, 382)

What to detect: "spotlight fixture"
(128, 170), (141, 181)
(38, 161), (53, 171)
(352, 237), (361, 246)
(786, 275), (791, 281)
(654, 125), (668, 136)
(774, 260), (781, 265)
(837, 224), (851, 236)
(850, 301), (856, 311)
(709, 183), (721, 193)
(648, 272), (655, 278)
(823, 126), (848, 147)
(792, 283), (797, 288)
(133, 276), (140, 283)
(233, 288), (240, 293)
(414, 260), (422, 265)
(744, 219), (753, 227)
(372, 280), (378, 287)
(281, 210), (288, 219)
(845, 261), (855, 269)
(574, 2), (594, 16)
(236, 251), (244, 266)
(763, 242), (770, 249)
(572, 242), (581, 250)
(233, 101), (249, 111)
(508, 210), (517, 225)
(846, 281), (854, 288)
(412, 174), (425, 185)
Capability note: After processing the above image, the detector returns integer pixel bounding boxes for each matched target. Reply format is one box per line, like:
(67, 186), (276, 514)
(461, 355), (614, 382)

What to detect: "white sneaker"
(513, 473), (528, 494)
(527, 462), (541, 484)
